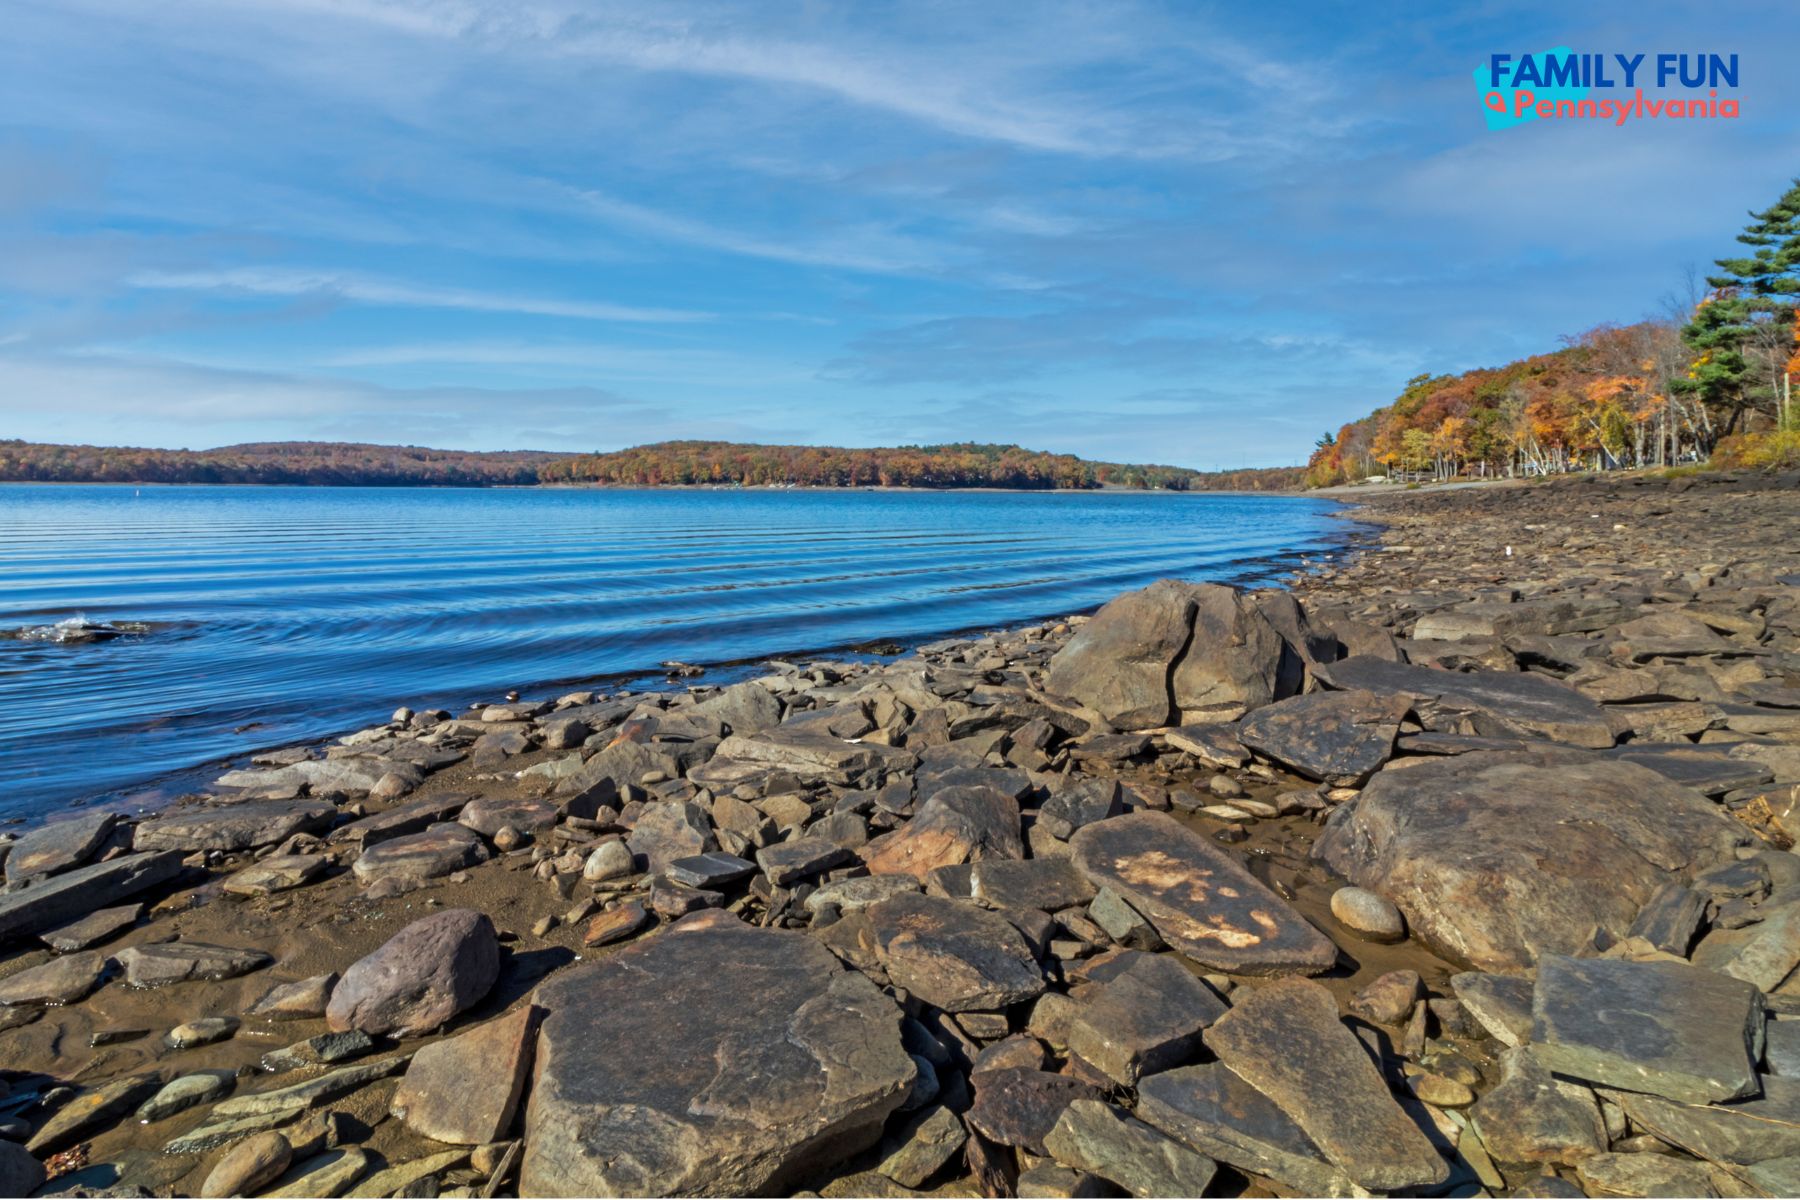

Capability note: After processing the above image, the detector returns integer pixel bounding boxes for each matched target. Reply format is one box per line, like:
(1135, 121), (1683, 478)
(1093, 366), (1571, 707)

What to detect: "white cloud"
(125, 267), (709, 323)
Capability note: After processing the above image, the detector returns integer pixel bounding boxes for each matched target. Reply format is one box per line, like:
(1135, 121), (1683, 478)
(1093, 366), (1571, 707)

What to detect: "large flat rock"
(521, 911), (915, 1196)
(4, 811), (118, 882)
(115, 941), (272, 988)
(864, 892), (1045, 1012)
(0, 850), (185, 944)
(1531, 955), (1762, 1105)
(1614, 1075), (1800, 1166)
(329, 794), (469, 848)
(1202, 977), (1448, 1192)
(1137, 1063), (1356, 1196)
(1066, 951), (1226, 1085)
(1313, 655), (1615, 747)
(134, 800), (335, 852)
(1043, 1099), (1218, 1199)
(1069, 812), (1335, 976)
(710, 726), (916, 786)
(392, 1003), (540, 1145)
(1236, 688), (1408, 784)
(351, 823), (489, 888)
(1314, 748), (1750, 973)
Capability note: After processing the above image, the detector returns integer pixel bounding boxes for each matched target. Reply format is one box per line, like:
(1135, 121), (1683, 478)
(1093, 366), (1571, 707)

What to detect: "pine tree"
(1679, 179), (1800, 431)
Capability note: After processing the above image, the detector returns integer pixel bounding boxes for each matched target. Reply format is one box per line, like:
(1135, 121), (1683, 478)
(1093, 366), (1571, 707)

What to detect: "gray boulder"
(627, 801), (716, 874)
(522, 911), (914, 1196)
(1315, 748), (1751, 973)
(1046, 581), (1291, 729)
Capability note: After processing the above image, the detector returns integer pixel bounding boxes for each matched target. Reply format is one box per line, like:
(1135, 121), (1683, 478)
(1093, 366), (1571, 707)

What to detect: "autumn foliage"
(540, 441), (1304, 491)
(1307, 179), (1800, 487)
(1302, 322), (1710, 487)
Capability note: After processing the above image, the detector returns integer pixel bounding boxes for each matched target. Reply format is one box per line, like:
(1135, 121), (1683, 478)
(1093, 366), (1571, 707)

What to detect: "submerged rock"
(522, 911), (915, 1196)
(115, 941), (272, 988)
(0, 949), (109, 1006)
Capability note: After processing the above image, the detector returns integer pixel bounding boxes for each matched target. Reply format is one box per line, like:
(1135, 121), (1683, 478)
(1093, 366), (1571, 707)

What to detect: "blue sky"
(2, 1), (1797, 468)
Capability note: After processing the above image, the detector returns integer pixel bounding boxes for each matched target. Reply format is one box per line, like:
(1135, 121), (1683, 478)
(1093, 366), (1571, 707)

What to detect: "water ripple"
(0, 484), (1348, 815)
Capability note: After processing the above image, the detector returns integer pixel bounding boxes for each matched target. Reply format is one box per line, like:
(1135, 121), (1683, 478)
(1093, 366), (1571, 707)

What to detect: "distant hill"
(0, 437), (1303, 491)
(0, 440), (565, 486)
(541, 440), (1303, 491)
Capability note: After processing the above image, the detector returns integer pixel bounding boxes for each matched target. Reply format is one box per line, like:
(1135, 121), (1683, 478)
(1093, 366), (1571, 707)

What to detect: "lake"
(0, 485), (1351, 819)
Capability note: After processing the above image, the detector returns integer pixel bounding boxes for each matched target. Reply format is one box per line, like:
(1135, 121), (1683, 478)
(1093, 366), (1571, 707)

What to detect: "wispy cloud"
(125, 267), (709, 323)
(562, 186), (955, 275)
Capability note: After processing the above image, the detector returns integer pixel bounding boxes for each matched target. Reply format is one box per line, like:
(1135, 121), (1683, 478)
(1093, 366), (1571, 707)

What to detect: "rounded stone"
(583, 839), (634, 882)
(1330, 886), (1406, 942)
(1409, 1072), (1475, 1107)
(201, 1130), (291, 1198)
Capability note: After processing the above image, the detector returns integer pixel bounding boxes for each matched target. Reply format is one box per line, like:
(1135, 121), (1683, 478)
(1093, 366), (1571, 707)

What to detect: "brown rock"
(863, 785), (1022, 880)
(392, 1004), (541, 1144)
(202, 1131), (292, 1199)
(326, 908), (498, 1037)
(1070, 811), (1335, 975)
(1203, 977), (1448, 1191)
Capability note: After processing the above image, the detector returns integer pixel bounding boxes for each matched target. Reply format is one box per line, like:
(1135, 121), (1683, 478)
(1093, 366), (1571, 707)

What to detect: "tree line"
(1305, 178), (1800, 487)
(539, 441), (1302, 491)
(0, 441), (561, 486)
(0, 437), (1304, 492)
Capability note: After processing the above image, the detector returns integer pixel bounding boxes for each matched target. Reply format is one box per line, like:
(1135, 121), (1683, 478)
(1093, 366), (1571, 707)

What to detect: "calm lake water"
(0, 485), (1349, 818)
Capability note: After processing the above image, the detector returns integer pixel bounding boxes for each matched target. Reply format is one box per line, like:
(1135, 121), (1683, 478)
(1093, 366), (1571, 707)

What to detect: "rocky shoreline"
(1, 469), (1798, 1199)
